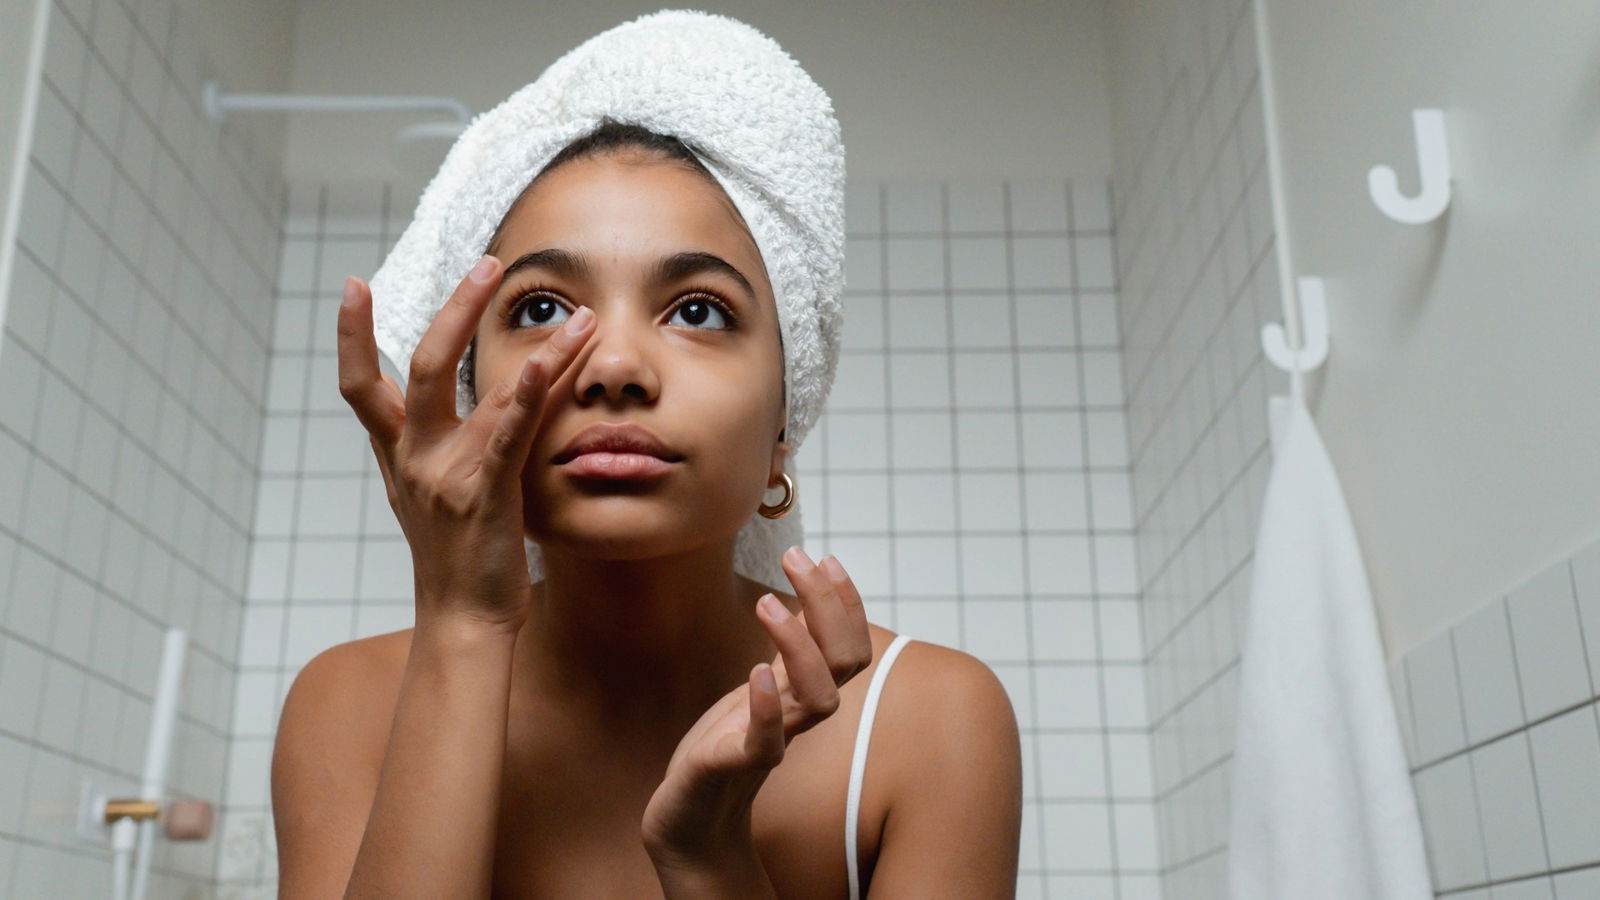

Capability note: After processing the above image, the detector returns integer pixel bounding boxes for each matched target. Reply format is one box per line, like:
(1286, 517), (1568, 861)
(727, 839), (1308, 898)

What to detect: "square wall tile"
(1043, 801), (1112, 870)
(960, 600), (1030, 662)
(1414, 755), (1487, 890)
(1527, 705), (1600, 870)
(1454, 598), (1527, 743)
(1507, 563), (1593, 721)
(1405, 631), (1468, 764)
(1569, 543), (1600, 691)
(1472, 733), (1551, 881)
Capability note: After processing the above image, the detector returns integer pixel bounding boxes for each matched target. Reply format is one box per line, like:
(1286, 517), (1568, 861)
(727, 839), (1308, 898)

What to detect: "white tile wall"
(222, 174), (1158, 897)
(839, 178), (1156, 899)
(1105, 0), (1283, 895)
(1393, 543), (1600, 894)
(0, 0), (283, 893)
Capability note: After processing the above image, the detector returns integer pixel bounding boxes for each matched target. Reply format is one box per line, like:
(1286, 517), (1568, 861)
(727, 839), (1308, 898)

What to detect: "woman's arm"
(284, 259), (591, 894)
(344, 616), (518, 897)
(272, 616), (518, 898)
(861, 644), (1023, 898)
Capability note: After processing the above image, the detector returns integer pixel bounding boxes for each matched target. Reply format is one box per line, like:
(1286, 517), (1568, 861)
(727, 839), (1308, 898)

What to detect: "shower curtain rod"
(201, 80), (472, 131)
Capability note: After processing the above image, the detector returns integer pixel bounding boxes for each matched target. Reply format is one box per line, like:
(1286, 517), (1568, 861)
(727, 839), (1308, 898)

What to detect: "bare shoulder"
(278, 629), (411, 723)
(866, 628), (1015, 728)
(858, 627), (1024, 895)
(271, 629), (412, 894)
(274, 628), (413, 778)
(862, 626), (1021, 806)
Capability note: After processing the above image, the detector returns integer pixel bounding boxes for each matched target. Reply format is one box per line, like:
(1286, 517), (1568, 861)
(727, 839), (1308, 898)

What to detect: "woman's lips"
(559, 451), (679, 480)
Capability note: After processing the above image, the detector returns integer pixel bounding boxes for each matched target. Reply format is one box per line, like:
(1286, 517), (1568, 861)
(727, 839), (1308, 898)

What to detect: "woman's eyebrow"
(501, 248), (757, 304)
(654, 251), (757, 305)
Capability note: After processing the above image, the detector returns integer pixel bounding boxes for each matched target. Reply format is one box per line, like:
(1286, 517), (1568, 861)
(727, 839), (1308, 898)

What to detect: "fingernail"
(564, 305), (593, 335)
(469, 255), (496, 283)
(784, 545), (814, 568)
(521, 353), (540, 385)
(342, 276), (358, 307)
(756, 663), (777, 694)
(821, 555), (846, 581)
(759, 593), (790, 622)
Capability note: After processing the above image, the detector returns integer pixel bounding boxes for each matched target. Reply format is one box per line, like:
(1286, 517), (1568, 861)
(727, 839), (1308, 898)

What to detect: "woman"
(271, 13), (1020, 899)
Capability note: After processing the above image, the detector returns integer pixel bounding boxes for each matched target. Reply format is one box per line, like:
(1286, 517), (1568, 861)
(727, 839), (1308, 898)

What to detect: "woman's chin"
(526, 506), (746, 561)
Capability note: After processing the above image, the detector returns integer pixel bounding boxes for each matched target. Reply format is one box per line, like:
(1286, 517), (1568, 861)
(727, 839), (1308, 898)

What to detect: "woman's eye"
(668, 297), (731, 330)
(512, 294), (570, 328)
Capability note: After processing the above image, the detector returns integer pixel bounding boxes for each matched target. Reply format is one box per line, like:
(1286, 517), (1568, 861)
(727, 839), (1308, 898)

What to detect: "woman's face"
(472, 152), (789, 558)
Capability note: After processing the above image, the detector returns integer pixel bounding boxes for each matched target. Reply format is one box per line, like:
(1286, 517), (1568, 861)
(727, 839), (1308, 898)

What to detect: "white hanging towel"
(1227, 390), (1433, 900)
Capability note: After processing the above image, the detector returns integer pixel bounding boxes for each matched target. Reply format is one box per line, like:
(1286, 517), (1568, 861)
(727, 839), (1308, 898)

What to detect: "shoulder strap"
(845, 633), (915, 900)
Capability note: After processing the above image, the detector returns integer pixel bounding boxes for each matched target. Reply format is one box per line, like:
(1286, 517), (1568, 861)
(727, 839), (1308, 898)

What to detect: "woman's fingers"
(405, 255), (503, 439)
(743, 663), (786, 769)
(778, 547), (874, 684)
(336, 276), (406, 446)
(755, 591), (839, 732)
(820, 555), (872, 640)
(469, 305), (597, 484)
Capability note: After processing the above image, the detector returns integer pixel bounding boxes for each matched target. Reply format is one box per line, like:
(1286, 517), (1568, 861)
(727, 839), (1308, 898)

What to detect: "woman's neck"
(513, 539), (783, 742)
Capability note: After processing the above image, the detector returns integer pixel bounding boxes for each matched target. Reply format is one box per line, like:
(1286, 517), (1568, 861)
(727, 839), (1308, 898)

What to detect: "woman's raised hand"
(336, 255), (596, 633)
(640, 546), (874, 866)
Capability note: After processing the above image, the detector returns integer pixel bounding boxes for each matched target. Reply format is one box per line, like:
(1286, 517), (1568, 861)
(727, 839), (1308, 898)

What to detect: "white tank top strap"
(845, 632), (915, 900)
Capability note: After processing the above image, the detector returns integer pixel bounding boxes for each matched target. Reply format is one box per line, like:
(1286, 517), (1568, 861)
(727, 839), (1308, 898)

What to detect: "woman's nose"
(569, 311), (660, 404)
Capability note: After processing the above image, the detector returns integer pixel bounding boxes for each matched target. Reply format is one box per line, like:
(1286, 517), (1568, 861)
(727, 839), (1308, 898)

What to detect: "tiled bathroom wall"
(222, 175), (1160, 897)
(1391, 538), (1600, 898)
(826, 179), (1156, 899)
(0, 0), (282, 894)
(1106, 0), (1288, 895)
(216, 183), (417, 893)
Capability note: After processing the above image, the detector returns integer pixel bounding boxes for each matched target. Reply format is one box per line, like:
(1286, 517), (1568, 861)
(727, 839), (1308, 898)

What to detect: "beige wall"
(281, 0), (1114, 200)
(193, 0), (299, 158)
(1261, 0), (1600, 658)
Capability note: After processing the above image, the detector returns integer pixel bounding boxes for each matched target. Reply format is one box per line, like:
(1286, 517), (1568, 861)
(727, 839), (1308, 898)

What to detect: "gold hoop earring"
(758, 471), (795, 519)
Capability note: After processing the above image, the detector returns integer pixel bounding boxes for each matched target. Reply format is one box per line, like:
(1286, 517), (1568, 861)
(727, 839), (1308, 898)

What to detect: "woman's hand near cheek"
(641, 547), (874, 870)
(336, 256), (596, 634)
(321, 256), (600, 897)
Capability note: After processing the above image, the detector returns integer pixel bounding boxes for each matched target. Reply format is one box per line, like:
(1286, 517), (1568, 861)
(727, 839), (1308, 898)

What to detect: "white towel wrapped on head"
(367, 9), (846, 591)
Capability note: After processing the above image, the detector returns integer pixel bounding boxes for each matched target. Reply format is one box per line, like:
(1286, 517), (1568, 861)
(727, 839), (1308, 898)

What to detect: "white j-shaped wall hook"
(1262, 276), (1329, 375)
(1368, 108), (1452, 224)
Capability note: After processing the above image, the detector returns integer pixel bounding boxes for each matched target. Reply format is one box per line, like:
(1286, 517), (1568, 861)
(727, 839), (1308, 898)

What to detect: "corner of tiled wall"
(1107, 0), (1289, 895)
(219, 180), (416, 895)
(832, 176), (1155, 899)
(0, 0), (285, 894)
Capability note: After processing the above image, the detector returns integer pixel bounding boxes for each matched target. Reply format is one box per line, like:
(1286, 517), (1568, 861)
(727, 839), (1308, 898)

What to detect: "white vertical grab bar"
(125, 628), (188, 900)
(1249, 0), (1327, 405)
(0, 0), (53, 361)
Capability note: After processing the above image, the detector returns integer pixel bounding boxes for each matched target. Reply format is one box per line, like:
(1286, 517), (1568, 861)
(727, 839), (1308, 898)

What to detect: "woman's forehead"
(495, 157), (768, 288)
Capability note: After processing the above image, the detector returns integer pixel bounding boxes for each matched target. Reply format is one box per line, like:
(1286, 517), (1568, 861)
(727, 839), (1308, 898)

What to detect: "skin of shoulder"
(863, 634), (1023, 897)
(271, 630), (411, 896)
